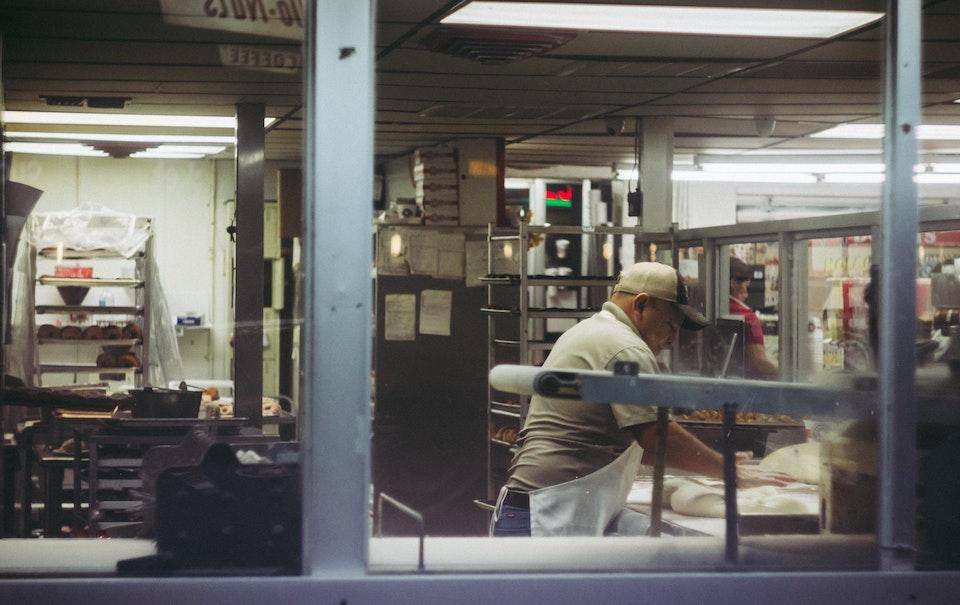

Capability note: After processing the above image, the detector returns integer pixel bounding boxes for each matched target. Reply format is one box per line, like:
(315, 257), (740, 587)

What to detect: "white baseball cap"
(613, 262), (709, 331)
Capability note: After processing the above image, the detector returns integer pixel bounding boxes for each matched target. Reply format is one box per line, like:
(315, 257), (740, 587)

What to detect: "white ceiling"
(2, 0), (960, 167)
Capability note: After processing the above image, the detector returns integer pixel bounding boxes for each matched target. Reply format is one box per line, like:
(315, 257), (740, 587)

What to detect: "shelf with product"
(26, 222), (154, 389)
(482, 218), (646, 497)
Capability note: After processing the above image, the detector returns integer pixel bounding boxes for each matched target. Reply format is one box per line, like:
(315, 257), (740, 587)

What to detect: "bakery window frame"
(4, 0), (959, 602)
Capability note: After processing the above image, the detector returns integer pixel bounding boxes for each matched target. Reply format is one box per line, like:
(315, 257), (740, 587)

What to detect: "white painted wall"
(8, 153), (288, 381)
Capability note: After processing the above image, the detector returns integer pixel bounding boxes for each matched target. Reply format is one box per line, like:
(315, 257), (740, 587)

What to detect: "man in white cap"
(492, 262), (790, 537)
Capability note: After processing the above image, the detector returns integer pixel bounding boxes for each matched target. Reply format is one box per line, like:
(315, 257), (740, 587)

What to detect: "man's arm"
(630, 421), (793, 486)
(746, 344), (779, 379)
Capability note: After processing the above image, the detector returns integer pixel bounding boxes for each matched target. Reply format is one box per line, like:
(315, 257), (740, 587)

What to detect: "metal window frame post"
(301, 0), (375, 575)
(235, 102), (266, 428)
(879, 0), (921, 572)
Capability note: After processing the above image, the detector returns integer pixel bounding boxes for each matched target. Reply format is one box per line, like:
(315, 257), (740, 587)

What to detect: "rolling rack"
(25, 220), (153, 389)
(480, 219), (645, 498)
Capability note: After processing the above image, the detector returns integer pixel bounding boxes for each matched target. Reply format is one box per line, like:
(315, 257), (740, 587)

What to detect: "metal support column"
(879, 0), (920, 571)
(778, 232), (795, 382)
(703, 238), (717, 321)
(302, 0), (374, 575)
(234, 102), (266, 428)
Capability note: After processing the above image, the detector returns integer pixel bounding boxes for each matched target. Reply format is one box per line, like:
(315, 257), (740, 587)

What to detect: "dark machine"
(119, 435), (300, 576)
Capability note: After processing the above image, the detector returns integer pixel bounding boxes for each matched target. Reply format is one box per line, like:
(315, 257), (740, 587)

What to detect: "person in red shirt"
(728, 257), (779, 379)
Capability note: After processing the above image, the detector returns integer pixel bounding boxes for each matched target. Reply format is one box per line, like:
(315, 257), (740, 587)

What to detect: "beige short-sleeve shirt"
(505, 301), (660, 492)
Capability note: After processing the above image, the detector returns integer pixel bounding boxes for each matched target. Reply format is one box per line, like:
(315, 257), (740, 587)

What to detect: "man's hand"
(736, 465), (794, 488)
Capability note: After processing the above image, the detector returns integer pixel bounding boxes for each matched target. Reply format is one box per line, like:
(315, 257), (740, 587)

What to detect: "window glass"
(797, 236), (873, 381)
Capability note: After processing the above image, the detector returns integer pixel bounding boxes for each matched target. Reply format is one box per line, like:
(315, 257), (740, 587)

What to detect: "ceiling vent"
(41, 95), (132, 109)
(419, 26), (576, 65)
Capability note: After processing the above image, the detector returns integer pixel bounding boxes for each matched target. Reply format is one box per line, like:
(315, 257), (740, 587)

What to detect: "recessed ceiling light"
(1, 111), (275, 128)
(5, 131), (237, 144)
(811, 124), (960, 140)
(442, 2), (883, 38)
(5, 142), (108, 157)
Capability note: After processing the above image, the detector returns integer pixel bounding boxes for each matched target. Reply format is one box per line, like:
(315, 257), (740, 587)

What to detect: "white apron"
(499, 443), (642, 536)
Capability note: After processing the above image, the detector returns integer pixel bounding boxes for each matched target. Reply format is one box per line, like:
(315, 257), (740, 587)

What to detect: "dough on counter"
(661, 479), (818, 517)
(669, 481), (726, 517)
(758, 441), (821, 484)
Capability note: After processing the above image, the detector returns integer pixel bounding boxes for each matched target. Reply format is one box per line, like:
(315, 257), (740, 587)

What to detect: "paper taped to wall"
(384, 293), (416, 341)
(419, 289), (452, 336)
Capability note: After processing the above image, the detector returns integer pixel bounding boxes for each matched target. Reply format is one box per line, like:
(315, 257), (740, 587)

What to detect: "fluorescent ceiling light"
(504, 178), (530, 189)
(153, 145), (227, 155)
(442, 2), (883, 38)
(823, 173), (960, 184)
(701, 162), (884, 174)
(2, 110), (274, 128)
(822, 173), (885, 184)
(670, 170), (818, 184)
(5, 131), (236, 144)
(130, 152), (206, 159)
(741, 148), (882, 156)
(930, 163), (960, 173)
(915, 173), (960, 184)
(811, 124), (960, 140)
(5, 142), (107, 157)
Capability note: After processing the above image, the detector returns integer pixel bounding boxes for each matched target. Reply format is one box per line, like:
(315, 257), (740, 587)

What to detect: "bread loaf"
(60, 326), (82, 340)
(96, 352), (116, 368)
(116, 352), (141, 368)
(102, 325), (123, 340)
(82, 325), (104, 340)
(37, 324), (61, 339)
(122, 322), (143, 340)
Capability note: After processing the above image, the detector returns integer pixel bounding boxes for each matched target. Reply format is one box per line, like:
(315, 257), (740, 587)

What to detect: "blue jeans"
(492, 505), (651, 537)
(492, 503), (531, 537)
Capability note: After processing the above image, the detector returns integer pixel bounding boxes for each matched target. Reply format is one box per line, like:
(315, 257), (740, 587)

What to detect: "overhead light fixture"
(741, 148), (883, 156)
(670, 171), (818, 184)
(504, 178), (531, 189)
(4, 131), (236, 144)
(915, 173), (960, 184)
(130, 152), (206, 159)
(822, 173), (885, 184)
(153, 145), (227, 155)
(929, 163), (960, 173)
(441, 2), (883, 38)
(811, 124), (960, 140)
(4, 142), (108, 157)
(822, 173), (960, 184)
(701, 162), (884, 174)
(1, 111), (275, 128)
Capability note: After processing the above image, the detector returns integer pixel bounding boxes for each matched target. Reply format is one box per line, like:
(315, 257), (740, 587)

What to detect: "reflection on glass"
(798, 236), (872, 381)
(725, 242), (780, 380)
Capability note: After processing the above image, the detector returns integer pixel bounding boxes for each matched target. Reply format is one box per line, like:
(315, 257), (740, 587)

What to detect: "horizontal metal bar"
(671, 204), (960, 244)
(489, 365), (876, 420)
